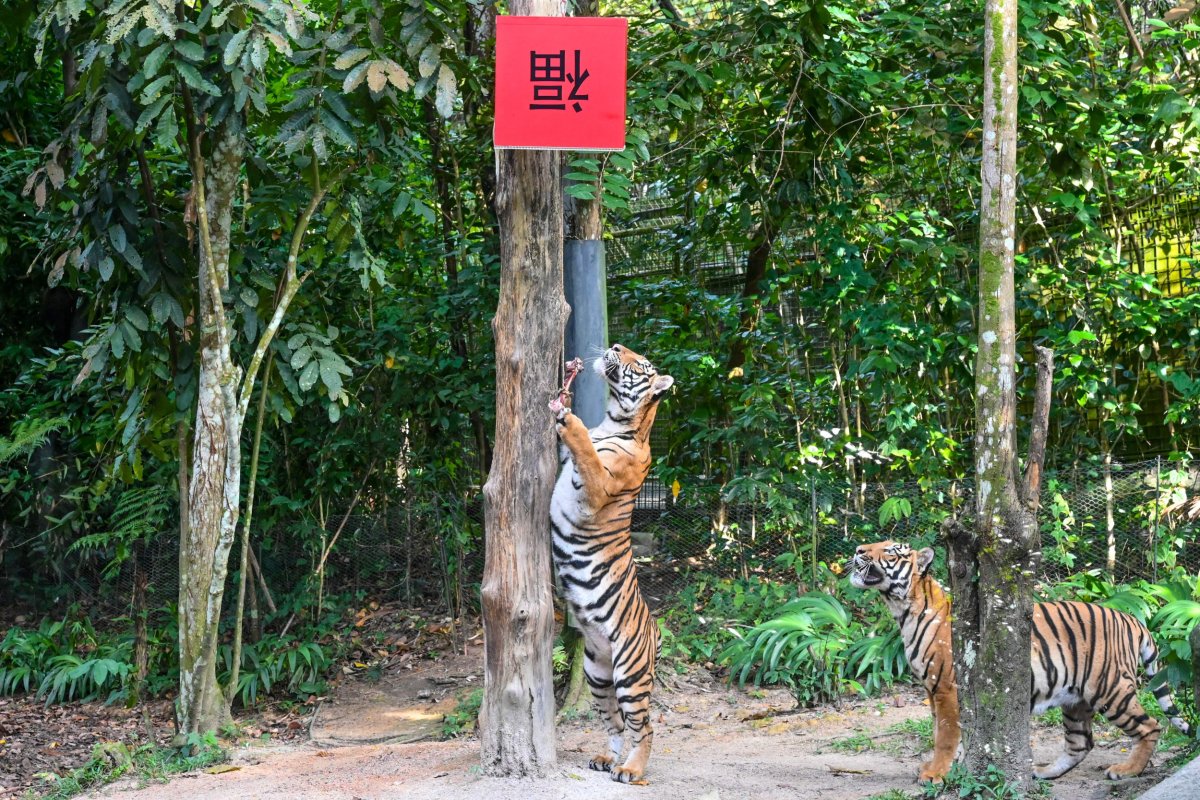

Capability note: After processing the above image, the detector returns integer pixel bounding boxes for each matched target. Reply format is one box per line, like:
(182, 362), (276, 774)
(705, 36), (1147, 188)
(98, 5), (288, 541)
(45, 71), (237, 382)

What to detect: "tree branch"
(236, 165), (354, 419)
(314, 457), (378, 579)
(1112, 0), (1146, 64)
(227, 351), (273, 705)
(1021, 345), (1054, 511)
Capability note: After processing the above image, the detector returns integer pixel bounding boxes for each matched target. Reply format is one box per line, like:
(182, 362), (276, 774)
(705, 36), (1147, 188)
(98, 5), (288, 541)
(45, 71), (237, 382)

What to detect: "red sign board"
(494, 16), (628, 151)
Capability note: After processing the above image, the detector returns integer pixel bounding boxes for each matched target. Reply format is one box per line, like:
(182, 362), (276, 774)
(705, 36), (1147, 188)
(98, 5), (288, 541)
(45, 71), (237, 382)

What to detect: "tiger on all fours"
(549, 344), (673, 784)
(850, 540), (1189, 782)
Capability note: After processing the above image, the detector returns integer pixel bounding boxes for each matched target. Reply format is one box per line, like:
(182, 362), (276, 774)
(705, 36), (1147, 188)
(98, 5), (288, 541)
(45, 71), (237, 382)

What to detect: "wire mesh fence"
(337, 456), (1200, 610)
(37, 458), (1200, 625)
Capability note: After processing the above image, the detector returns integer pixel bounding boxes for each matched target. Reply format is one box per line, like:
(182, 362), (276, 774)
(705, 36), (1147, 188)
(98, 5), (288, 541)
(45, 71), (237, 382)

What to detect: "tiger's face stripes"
(550, 344), (672, 784)
(851, 540), (1190, 783)
(595, 343), (674, 428)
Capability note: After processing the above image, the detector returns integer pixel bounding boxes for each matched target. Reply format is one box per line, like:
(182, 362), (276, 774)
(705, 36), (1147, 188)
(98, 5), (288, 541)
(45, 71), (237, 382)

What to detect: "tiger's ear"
(652, 374), (674, 397)
(917, 547), (935, 576)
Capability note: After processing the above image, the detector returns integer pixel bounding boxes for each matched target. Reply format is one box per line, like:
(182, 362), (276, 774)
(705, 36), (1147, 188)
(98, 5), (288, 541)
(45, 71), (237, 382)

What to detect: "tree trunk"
(727, 222), (777, 372)
(129, 545), (149, 708)
(178, 119), (245, 736)
(480, 0), (567, 773)
(945, 0), (1055, 787)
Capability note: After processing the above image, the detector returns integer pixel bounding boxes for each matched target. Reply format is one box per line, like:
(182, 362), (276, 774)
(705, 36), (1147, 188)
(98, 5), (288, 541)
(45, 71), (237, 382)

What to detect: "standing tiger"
(850, 540), (1189, 781)
(549, 344), (672, 784)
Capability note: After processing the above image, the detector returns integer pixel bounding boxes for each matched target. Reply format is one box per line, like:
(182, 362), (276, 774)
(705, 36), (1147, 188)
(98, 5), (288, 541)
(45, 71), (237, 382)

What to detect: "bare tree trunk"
(480, 0), (567, 774)
(1104, 446), (1116, 576)
(178, 119), (245, 736)
(944, 0), (1056, 788)
(130, 545), (149, 708)
(175, 105), (342, 735)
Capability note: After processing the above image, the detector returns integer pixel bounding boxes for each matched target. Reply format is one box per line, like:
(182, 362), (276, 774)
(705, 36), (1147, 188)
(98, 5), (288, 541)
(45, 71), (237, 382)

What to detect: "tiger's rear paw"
(919, 760), (949, 783)
(1104, 762), (1146, 780)
(589, 754), (613, 772)
(611, 765), (644, 784)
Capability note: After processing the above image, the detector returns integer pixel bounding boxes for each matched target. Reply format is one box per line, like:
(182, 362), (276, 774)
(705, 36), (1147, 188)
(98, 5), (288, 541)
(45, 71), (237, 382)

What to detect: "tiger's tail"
(1140, 631), (1191, 735)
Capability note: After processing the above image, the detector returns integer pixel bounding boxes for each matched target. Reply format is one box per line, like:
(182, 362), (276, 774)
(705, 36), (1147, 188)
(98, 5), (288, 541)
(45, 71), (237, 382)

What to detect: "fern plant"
(0, 415), (67, 466)
(721, 593), (906, 706)
(68, 485), (170, 578)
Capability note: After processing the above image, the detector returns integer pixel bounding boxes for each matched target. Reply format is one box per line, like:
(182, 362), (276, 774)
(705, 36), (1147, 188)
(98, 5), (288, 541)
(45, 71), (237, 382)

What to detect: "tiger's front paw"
(610, 765), (644, 784)
(549, 396), (570, 422)
(588, 754), (613, 772)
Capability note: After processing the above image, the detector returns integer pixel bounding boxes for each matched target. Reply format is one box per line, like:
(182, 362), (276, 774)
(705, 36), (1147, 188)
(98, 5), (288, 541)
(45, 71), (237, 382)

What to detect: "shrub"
(0, 616), (133, 704)
(720, 592), (909, 706)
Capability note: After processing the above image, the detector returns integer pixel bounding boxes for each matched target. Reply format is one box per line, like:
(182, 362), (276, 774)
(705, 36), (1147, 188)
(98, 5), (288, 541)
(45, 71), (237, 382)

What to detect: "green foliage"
(219, 635), (330, 708)
(890, 716), (935, 753)
(0, 415), (66, 466)
(920, 763), (1034, 800)
(0, 616), (138, 704)
(441, 687), (481, 739)
(0, 603), (339, 708)
(720, 592), (909, 706)
(878, 496), (913, 527)
(828, 730), (874, 753)
(33, 734), (224, 800)
(68, 485), (171, 578)
(865, 791), (917, 800)
(657, 575), (795, 664)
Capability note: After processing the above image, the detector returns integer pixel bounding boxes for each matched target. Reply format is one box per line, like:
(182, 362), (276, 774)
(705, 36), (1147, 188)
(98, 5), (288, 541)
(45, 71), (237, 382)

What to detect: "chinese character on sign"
(529, 49), (590, 112)
(494, 16), (627, 151)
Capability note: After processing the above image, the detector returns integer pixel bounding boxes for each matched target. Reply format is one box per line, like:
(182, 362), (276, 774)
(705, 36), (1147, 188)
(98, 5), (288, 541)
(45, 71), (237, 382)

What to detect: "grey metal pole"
(563, 239), (608, 429)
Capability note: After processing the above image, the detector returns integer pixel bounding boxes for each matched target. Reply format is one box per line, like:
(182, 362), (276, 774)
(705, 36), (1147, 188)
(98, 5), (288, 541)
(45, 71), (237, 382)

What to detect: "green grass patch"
(29, 735), (224, 800)
(441, 687), (482, 739)
(827, 730), (874, 753)
(888, 716), (935, 752)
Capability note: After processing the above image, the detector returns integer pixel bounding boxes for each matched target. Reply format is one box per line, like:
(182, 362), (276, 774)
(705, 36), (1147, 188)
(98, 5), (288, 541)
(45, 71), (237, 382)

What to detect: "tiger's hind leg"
(583, 644), (624, 773)
(1034, 701), (1093, 779)
(1100, 684), (1161, 779)
(610, 631), (657, 784)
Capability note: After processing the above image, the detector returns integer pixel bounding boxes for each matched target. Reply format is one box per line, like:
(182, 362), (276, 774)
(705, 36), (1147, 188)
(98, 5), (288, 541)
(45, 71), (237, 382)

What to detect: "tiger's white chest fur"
(549, 419), (639, 629)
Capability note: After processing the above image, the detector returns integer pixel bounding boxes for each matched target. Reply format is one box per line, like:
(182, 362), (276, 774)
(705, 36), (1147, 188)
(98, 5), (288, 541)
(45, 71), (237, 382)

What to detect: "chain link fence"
(35, 458), (1200, 624)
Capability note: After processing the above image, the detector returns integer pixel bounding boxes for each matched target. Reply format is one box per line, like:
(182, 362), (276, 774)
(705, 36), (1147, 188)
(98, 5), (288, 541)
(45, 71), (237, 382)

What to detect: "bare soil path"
(77, 641), (1189, 800)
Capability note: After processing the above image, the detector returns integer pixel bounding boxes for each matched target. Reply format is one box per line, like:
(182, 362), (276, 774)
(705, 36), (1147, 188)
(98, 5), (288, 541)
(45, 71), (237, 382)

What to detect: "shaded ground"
(0, 696), (175, 795)
(67, 635), (1191, 800)
(0, 692), (313, 797)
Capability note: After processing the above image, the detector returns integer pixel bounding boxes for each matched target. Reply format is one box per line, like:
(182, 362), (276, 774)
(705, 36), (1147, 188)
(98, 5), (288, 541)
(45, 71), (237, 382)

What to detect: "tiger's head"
(595, 344), (674, 418)
(849, 540), (935, 599)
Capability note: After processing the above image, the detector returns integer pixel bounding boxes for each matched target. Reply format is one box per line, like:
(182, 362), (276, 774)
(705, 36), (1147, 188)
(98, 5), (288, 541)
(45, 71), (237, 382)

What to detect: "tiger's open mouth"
(602, 353), (620, 381)
(854, 562), (884, 586)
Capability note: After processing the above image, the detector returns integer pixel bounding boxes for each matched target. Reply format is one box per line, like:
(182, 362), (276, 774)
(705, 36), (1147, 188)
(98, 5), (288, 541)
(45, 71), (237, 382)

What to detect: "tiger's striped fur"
(850, 540), (1189, 782)
(550, 344), (672, 784)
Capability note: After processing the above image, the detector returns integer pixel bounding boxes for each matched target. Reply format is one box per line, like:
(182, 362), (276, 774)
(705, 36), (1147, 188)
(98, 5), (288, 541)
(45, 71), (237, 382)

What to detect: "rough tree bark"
(479, 0), (566, 776)
(944, 0), (1055, 788)
(178, 112), (343, 736)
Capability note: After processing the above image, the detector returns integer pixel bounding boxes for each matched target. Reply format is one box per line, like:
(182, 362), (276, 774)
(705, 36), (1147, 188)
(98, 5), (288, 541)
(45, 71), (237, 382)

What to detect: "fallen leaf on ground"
(205, 765), (241, 774)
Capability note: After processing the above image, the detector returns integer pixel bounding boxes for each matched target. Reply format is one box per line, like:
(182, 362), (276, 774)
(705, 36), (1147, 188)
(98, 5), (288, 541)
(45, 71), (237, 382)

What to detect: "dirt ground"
(68, 639), (1189, 800)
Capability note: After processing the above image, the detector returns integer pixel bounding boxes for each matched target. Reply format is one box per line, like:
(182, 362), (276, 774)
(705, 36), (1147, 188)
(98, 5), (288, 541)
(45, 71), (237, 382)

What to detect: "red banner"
(494, 16), (628, 151)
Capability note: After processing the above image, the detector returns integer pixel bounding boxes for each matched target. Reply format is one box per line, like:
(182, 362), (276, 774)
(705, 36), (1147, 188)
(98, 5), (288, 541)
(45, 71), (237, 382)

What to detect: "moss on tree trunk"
(945, 0), (1056, 790)
(178, 119), (245, 736)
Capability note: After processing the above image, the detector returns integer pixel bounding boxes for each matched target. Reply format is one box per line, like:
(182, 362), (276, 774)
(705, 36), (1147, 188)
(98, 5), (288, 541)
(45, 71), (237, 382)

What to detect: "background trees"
(0, 0), (1198, 778)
